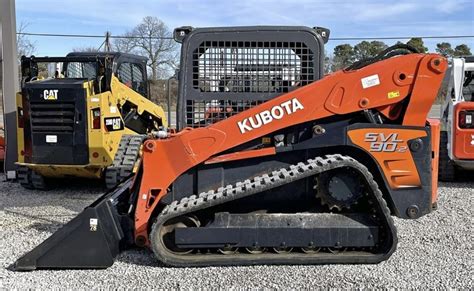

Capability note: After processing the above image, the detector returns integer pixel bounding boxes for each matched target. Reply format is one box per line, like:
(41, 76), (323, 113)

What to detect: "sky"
(15, 0), (474, 56)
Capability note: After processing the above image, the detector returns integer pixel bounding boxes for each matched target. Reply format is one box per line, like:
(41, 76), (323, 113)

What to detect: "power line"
(16, 32), (174, 40)
(16, 31), (474, 41)
(330, 35), (474, 41)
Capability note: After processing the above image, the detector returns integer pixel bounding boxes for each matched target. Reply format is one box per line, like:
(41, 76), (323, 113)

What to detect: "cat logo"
(104, 117), (124, 131)
(43, 89), (59, 100)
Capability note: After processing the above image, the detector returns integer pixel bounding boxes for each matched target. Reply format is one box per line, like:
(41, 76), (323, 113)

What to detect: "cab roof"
(66, 51), (148, 63)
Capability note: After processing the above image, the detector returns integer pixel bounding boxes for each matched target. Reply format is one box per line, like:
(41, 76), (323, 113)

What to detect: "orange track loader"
(14, 31), (447, 269)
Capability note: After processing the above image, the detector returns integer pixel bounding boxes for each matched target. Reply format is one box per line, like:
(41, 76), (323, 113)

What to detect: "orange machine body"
(134, 54), (446, 244)
(453, 101), (474, 159)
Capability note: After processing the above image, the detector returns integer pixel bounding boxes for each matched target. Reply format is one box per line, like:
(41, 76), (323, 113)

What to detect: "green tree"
(353, 41), (388, 61)
(331, 44), (355, 71)
(407, 37), (428, 53)
(453, 44), (472, 57)
(436, 42), (454, 57)
(324, 49), (332, 74)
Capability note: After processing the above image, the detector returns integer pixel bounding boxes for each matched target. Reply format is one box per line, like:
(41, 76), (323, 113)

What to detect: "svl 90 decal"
(364, 133), (407, 152)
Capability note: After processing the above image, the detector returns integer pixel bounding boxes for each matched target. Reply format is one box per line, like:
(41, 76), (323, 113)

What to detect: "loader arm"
(134, 53), (447, 243)
(110, 75), (168, 129)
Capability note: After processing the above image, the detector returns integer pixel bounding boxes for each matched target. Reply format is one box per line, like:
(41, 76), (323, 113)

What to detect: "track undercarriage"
(151, 154), (396, 266)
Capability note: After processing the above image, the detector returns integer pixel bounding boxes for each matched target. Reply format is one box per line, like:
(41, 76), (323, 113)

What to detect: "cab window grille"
(66, 62), (96, 79)
(186, 99), (264, 127)
(186, 41), (315, 128)
(193, 41), (314, 93)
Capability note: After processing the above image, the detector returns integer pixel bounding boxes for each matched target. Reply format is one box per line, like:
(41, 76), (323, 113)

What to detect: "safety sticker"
(361, 74), (380, 89)
(90, 218), (98, 231)
(46, 135), (57, 143)
(387, 90), (400, 99)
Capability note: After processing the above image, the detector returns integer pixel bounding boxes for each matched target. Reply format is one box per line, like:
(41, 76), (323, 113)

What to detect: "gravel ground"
(0, 178), (473, 289)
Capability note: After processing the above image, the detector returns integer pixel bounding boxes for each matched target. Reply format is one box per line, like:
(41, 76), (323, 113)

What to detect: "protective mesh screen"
(66, 62), (96, 79)
(193, 41), (313, 93)
(187, 41), (314, 127)
(186, 99), (265, 127)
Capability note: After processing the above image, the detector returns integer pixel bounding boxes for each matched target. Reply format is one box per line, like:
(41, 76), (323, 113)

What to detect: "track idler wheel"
(245, 246), (267, 254)
(301, 246), (321, 254)
(273, 247), (293, 254)
(159, 215), (200, 254)
(328, 247), (347, 254)
(218, 246), (238, 255)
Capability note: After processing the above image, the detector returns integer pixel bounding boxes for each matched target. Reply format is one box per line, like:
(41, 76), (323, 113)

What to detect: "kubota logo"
(43, 89), (59, 100)
(238, 98), (304, 133)
(364, 133), (407, 152)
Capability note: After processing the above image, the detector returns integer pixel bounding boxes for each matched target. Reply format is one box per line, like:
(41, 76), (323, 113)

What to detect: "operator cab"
(462, 56), (474, 102)
(21, 52), (150, 98)
(173, 26), (329, 130)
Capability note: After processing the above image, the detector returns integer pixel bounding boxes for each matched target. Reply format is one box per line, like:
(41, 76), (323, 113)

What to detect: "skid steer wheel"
(438, 131), (456, 182)
(157, 215), (200, 255)
(105, 135), (146, 189)
(315, 167), (365, 211)
(17, 166), (48, 190)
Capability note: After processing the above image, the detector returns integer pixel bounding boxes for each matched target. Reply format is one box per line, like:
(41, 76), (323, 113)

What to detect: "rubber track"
(438, 132), (455, 181)
(150, 154), (397, 266)
(17, 166), (47, 190)
(105, 135), (146, 189)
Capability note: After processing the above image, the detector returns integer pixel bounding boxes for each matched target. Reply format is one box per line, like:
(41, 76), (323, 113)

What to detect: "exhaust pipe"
(15, 178), (134, 271)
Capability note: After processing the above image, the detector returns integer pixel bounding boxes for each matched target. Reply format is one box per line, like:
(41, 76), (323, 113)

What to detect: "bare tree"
(113, 32), (136, 53)
(72, 46), (100, 52)
(113, 16), (178, 80)
(17, 22), (36, 60)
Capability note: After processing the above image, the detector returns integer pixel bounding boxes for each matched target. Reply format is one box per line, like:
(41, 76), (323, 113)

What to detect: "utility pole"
(0, 0), (19, 178)
(104, 31), (111, 52)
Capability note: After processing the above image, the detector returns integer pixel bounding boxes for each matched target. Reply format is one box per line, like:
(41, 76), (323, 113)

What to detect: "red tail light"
(92, 108), (101, 129)
(459, 111), (466, 128)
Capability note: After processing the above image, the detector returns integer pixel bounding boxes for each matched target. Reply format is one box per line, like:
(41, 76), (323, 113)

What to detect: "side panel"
(347, 128), (426, 189)
(428, 119), (440, 203)
(452, 102), (474, 159)
(347, 125), (434, 218)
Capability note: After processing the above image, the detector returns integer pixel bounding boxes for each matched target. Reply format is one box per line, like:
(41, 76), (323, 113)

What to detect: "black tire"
(438, 131), (456, 182)
(17, 166), (48, 190)
(105, 135), (146, 189)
